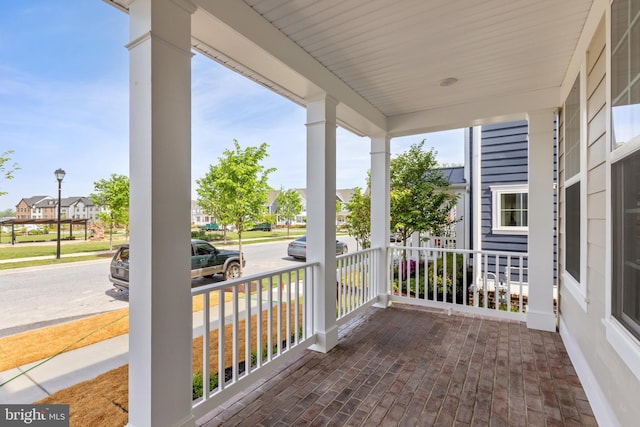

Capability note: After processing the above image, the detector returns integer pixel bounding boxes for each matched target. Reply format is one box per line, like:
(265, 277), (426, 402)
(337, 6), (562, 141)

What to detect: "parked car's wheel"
(224, 261), (241, 280)
(341, 246), (348, 254)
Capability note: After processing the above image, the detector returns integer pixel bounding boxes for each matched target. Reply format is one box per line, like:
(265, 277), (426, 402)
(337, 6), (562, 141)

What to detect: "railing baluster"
(257, 277), (262, 369)
(245, 282), (251, 376)
(286, 271), (292, 352)
(483, 254), (488, 309)
(202, 292), (210, 400)
(294, 269), (300, 345)
(218, 288), (225, 391)
(232, 286), (238, 382)
(277, 272), (282, 357)
(443, 250), (448, 303)
(494, 255), (500, 311)
(519, 255), (524, 313)
(267, 276), (273, 362)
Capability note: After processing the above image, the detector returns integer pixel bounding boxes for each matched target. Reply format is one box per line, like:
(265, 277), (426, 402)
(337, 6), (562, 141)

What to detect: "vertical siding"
(480, 120), (529, 253)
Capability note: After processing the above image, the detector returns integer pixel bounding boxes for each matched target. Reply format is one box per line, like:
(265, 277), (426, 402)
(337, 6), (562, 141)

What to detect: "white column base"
(526, 308), (557, 332)
(309, 325), (339, 353)
(374, 294), (391, 308)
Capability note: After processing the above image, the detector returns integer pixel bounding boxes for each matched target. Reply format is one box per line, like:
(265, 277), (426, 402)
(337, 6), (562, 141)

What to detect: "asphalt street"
(0, 236), (356, 336)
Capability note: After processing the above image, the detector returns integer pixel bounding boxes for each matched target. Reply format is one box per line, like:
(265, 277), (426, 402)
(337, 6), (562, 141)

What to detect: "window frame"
(604, 0), (640, 382)
(490, 184), (529, 235)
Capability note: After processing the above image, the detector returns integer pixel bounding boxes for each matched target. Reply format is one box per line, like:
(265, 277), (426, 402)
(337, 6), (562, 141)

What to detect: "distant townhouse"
(15, 196), (52, 220)
(15, 195), (106, 223)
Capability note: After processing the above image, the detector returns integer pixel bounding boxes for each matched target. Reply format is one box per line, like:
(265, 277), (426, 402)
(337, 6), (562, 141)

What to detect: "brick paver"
(200, 305), (596, 426)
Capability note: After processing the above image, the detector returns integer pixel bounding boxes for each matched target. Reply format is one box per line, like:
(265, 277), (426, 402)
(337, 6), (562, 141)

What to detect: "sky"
(0, 0), (464, 213)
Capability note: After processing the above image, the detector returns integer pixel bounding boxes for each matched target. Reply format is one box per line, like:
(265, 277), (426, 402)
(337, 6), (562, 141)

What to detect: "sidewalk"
(0, 251), (110, 264)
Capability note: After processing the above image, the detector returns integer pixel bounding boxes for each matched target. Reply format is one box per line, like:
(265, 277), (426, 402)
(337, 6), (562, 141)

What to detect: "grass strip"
(0, 292), (231, 371)
(0, 255), (108, 270)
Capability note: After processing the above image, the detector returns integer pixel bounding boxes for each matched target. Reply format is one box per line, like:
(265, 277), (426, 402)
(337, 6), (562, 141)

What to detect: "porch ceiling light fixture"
(439, 77), (459, 87)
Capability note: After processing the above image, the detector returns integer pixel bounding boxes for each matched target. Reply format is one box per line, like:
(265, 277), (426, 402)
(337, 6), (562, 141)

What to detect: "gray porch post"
(127, 0), (196, 425)
(526, 109), (557, 332)
(370, 134), (391, 307)
(306, 94), (339, 353)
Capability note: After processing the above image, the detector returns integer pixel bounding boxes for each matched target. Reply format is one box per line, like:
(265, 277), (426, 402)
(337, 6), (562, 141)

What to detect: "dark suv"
(109, 239), (245, 292)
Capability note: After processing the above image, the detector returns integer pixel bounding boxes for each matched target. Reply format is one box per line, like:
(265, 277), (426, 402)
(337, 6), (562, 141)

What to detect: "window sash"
(612, 149), (640, 340)
(565, 182), (581, 282)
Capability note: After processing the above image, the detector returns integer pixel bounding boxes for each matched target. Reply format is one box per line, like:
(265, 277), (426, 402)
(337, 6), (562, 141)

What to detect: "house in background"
(15, 196), (51, 220)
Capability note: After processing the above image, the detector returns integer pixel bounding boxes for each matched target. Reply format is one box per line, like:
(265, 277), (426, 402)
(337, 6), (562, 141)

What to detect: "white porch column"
(526, 109), (557, 332)
(306, 94), (338, 353)
(127, 1), (196, 426)
(370, 134), (391, 307)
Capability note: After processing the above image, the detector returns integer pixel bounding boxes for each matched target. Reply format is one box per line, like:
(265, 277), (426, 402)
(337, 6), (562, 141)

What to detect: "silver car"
(287, 235), (348, 260)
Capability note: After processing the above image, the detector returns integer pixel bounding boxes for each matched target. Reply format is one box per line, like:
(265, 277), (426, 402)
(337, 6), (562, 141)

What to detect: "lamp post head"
(54, 168), (66, 183)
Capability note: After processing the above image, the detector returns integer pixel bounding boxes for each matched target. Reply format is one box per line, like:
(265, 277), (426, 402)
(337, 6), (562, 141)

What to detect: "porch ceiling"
(109, 0), (597, 136)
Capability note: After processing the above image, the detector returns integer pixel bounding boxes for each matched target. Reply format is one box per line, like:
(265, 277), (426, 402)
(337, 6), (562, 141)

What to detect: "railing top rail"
(387, 245), (529, 258)
(337, 247), (379, 259)
(191, 261), (319, 296)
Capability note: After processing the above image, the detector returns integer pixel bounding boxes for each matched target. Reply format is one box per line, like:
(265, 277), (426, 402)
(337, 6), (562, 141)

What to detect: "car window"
(116, 248), (129, 263)
(196, 242), (215, 256)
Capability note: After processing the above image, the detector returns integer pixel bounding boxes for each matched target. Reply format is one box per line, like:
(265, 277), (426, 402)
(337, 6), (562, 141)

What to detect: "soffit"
(240, 0), (592, 130)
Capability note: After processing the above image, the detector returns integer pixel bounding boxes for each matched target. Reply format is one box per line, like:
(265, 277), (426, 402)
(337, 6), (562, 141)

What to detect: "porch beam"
(306, 94), (338, 353)
(370, 134), (391, 307)
(526, 109), (557, 332)
(127, 0), (196, 426)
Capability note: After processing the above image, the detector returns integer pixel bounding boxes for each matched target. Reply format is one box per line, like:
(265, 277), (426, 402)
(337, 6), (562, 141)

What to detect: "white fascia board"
(193, 0), (387, 134)
(387, 87), (561, 137)
(559, 0), (608, 101)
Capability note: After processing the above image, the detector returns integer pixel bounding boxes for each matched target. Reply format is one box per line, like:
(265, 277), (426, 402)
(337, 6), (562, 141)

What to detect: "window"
(612, 150), (640, 340)
(491, 185), (528, 234)
(564, 75), (581, 284)
(566, 182), (581, 281)
(611, 0), (640, 149)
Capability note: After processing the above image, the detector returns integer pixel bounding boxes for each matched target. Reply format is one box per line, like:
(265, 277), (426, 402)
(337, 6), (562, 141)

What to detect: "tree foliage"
(90, 174), (130, 250)
(196, 140), (275, 275)
(390, 140), (458, 246)
(275, 188), (302, 237)
(0, 150), (19, 197)
(345, 187), (371, 249)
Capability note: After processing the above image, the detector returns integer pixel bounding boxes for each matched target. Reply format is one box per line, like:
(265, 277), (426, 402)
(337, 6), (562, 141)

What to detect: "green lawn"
(0, 240), (125, 260)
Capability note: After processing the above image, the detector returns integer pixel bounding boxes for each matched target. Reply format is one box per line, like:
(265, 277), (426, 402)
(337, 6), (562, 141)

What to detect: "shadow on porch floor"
(199, 305), (596, 426)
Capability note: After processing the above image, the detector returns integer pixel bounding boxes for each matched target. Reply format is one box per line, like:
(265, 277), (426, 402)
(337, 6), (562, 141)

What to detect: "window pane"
(501, 194), (516, 210)
(612, 150), (640, 340)
(612, 0), (630, 47)
(565, 76), (581, 178)
(566, 183), (581, 281)
(612, 37), (629, 102)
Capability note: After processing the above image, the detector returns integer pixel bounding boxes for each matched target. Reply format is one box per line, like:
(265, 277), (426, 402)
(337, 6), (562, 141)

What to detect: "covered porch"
(101, 0), (629, 426)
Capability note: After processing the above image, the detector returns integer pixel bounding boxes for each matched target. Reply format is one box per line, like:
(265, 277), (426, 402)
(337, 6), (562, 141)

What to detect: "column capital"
(126, 0), (197, 14)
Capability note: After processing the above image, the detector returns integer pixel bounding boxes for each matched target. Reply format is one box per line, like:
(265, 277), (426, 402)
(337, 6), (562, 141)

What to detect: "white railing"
(388, 245), (528, 320)
(336, 248), (380, 323)
(190, 262), (318, 417)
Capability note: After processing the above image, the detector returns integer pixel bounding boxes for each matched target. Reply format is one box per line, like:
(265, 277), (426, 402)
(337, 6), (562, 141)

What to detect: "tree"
(390, 140), (458, 247)
(275, 188), (302, 237)
(345, 187), (371, 249)
(0, 150), (19, 197)
(90, 174), (130, 250)
(0, 208), (15, 217)
(196, 140), (275, 276)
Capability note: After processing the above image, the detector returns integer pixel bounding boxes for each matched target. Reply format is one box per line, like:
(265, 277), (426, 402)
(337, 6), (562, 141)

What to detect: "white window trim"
(605, 1), (640, 378)
(561, 69), (588, 311)
(490, 184), (528, 235)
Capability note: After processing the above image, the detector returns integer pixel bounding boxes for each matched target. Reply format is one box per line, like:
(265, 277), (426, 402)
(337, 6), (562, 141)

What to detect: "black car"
(109, 239), (245, 292)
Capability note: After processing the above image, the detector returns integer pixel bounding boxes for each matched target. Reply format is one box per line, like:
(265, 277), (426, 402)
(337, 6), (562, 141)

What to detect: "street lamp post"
(55, 168), (66, 259)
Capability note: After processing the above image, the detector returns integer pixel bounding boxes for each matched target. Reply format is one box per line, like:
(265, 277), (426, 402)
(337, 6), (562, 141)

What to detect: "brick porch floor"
(199, 305), (597, 426)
